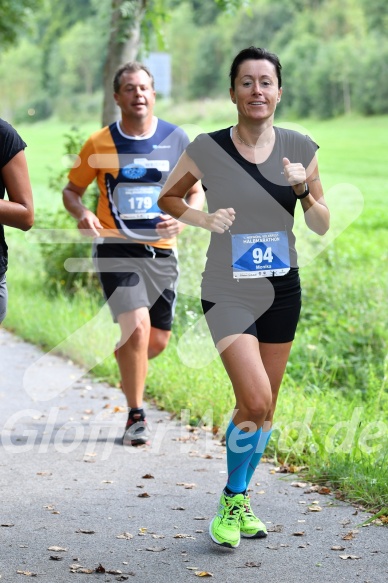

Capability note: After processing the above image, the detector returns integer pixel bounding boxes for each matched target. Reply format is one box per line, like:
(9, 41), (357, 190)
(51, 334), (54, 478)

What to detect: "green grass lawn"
(4, 108), (388, 512)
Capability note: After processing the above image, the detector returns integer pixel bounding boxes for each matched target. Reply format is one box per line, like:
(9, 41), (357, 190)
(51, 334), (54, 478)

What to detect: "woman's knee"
(236, 390), (272, 424)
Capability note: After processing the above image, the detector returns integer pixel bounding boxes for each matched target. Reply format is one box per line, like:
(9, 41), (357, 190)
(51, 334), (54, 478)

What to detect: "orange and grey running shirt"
(69, 118), (190, 249)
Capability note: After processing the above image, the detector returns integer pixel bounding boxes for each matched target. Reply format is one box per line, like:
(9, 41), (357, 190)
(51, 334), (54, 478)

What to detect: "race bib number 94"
(231, 231), (290, 278)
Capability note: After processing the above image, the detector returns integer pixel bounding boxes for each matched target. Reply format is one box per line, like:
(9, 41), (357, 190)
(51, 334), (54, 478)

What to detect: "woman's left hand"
(282, 157), (306, 195)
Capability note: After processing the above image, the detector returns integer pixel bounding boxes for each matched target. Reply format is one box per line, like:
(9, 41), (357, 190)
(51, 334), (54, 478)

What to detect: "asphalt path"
(0, 327), (387, 583)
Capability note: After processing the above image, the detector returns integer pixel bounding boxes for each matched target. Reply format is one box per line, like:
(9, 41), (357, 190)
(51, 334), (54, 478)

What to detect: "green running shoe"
(209, 492), (245, 548)
(240, 494), (268, 538)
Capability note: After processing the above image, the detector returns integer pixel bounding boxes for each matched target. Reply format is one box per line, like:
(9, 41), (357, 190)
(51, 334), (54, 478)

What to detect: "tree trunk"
(101, 0), (147, 127)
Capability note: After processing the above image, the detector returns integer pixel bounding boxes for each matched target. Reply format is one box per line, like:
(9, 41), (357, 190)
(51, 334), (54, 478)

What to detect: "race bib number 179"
(117, 184), (161, 220)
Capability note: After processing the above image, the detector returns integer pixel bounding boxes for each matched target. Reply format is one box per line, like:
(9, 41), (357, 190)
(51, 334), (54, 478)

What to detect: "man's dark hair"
(113, 62), (155, 93)
(229, 47), (282, 90)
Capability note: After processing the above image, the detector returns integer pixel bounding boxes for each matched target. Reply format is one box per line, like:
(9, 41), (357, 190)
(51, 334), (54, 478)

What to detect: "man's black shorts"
(93, 239), (179, 330)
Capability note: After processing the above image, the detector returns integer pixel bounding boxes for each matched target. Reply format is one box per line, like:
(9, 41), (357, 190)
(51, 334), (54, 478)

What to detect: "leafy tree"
(101, 0), (250, 125)
(37, 0), (101, 95)
(354, 36), (388, 115)
(231, 0), (296, 54)
(0, 39), (45, 121)
(360, 0), (388, 35)
(0, 0), (42, 47)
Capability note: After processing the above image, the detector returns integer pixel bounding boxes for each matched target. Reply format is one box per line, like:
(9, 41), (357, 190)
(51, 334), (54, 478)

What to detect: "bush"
(38, 126), (100, 297)
(13, 96), (53, 124)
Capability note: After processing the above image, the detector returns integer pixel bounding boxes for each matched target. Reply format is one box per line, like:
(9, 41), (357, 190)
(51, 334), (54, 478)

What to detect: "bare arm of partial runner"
(0, 150), (34, 231)
(158, 152), (235, 234)
(62, 180), (102, 237)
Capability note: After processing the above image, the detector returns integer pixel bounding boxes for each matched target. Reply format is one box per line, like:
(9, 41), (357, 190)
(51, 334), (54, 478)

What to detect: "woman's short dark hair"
(113, 62), (155, 93)
(229, 46), (282, 90)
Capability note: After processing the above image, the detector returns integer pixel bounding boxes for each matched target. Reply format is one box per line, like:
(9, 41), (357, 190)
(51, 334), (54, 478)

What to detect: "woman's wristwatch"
(294, 183), (310, 199)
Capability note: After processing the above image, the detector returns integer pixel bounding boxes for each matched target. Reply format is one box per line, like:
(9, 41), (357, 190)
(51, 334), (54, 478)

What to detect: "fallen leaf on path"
(176, 482), (196, 489)
(36, 471), (52, 476)
(172, 506), (185, 511)
(1, 523), (14, 527)
(304, 485), (320, 493)
(238, 562), (261, 568)
(16, 571), (37, 577)
(142, 474), (154, 479)
(318, 487), (331, 495)
(267, 525), (283, 532)
(173, 534), (195, 539)
(331, 545), (346, 551)
(266, 545), (280, 550)
(49, 555), (63, 561)
(308, 506), (322, 512)
(298, 544), (307, 548)
(113, 406), (127, 413)
(291, 482), (308, 488)
(47, 546), (67, 552)
(95, 564), (105, 573)
(339, 555), (361, 560)
(193, 517), (207, 520)
(116, 533), (133, 540)
(145, 547), (167, 552)
(276, 464), (306, 474)
(69, 564), (93, 573)
(292, 531), (305, 536)
(194, 572), (213, 577)
(138, 492), (150, 498)
(342, 530), (358, 540)
(151, 534), (165, 539)
(75, 529), (95, 534)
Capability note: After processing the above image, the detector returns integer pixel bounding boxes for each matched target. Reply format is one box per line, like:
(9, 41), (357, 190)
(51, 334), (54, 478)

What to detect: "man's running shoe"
(209, 492), (245, 548)
(122, 413), (151, 446)
(240, 494), (268, 538)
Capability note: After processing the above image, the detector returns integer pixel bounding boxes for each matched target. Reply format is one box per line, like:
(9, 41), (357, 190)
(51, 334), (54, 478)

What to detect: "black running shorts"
(93, 239), (179, 330)
(201, 268), (301, 345)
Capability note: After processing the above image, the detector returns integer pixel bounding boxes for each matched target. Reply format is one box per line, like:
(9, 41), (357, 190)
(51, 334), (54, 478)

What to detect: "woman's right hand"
(202, 207), (235, 233)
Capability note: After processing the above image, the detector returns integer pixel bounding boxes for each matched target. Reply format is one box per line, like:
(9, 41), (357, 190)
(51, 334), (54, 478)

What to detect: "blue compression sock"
(245, 428), (273, 489)
(225, 420), (262, 494)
